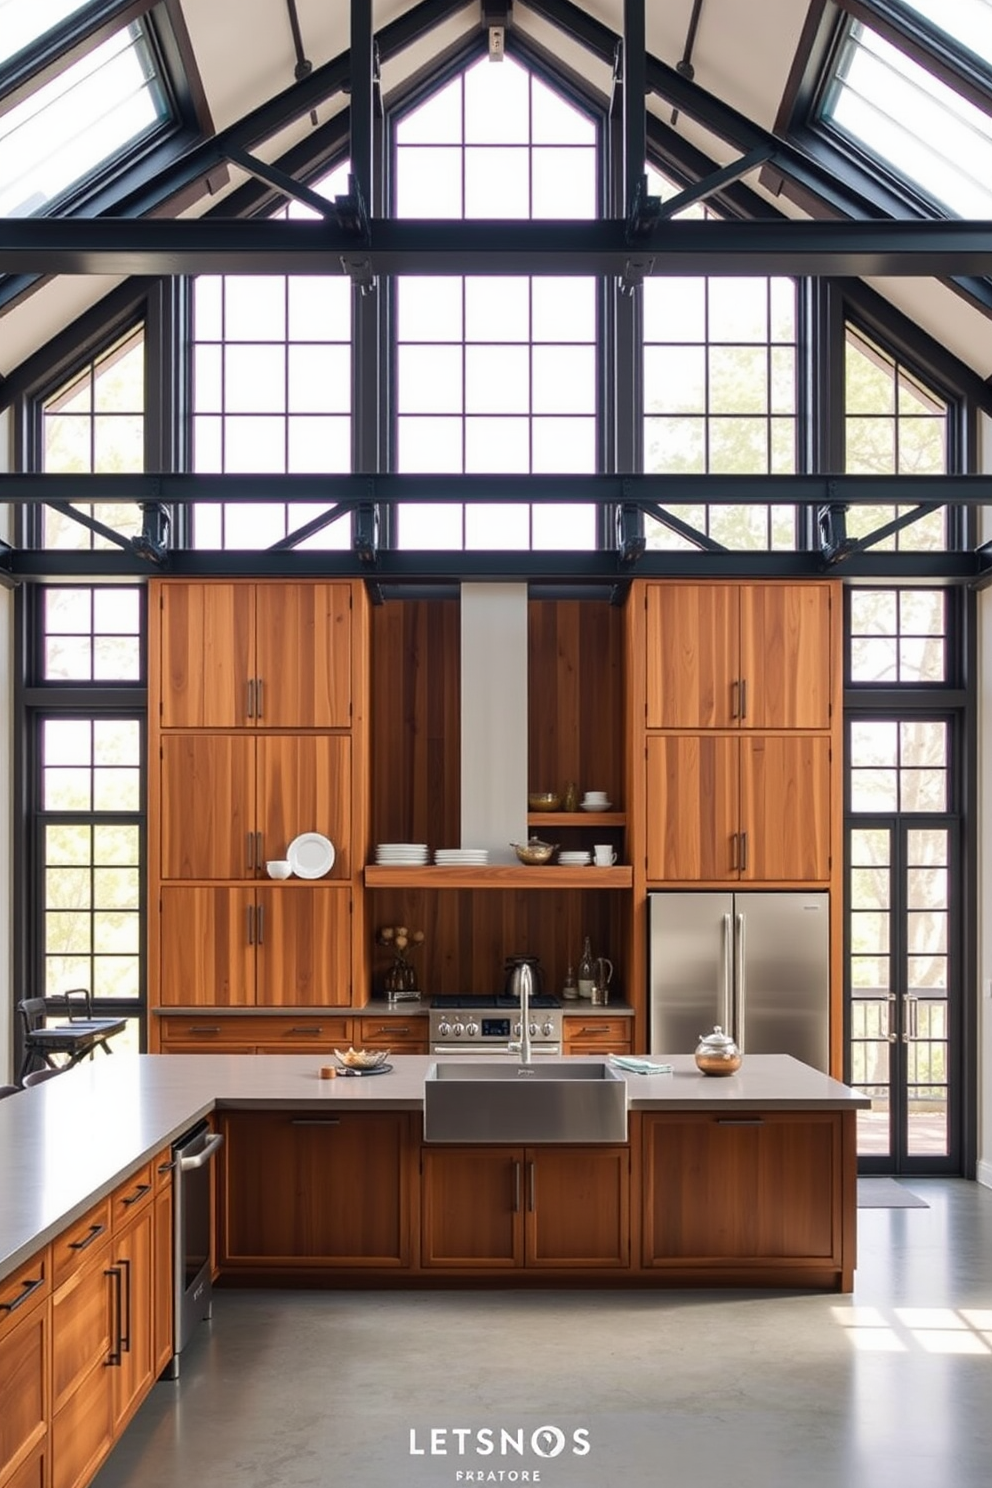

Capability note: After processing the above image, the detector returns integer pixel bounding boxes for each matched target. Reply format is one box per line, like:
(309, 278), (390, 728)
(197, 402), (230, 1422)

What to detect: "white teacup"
(593, 845), (617, 866)
(583, 792), (608, 804)
(266, 860), (293, 879)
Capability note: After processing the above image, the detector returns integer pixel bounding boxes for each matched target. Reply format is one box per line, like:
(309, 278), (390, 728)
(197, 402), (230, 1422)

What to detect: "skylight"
(820, 20), (992, 216)
(0, 20), (170, 216)
(0, 0), (95, 69)
(897, 0), (992, 66)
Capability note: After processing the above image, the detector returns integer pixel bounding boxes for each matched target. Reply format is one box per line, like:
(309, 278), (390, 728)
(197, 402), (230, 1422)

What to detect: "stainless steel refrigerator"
(648, 892), (830, 1071)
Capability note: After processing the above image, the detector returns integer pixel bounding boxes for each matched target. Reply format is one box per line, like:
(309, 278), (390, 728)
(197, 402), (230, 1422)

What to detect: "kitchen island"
(0, 1051), (866, 1289)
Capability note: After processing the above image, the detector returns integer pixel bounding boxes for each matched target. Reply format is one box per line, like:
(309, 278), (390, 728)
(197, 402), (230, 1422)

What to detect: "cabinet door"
(152, 1178), (174, 1378)
(255, 887), (352, 1007)
(158, 583), (254, 728)
(254, 583), (352, 728)
(645, 583), (738, 728)
(641, 1112), (839, 1265)
(258, 734), (352, 878)
(159, 734), (254, 879)
(0, 1273), (47, 1488)
(526, 1147), (630, 1268)
(739, 584), (832, 730)
(111, 1206), (155, 1433)
(420, 1148), (523, 1268)
(220, 1112), (409, 1266)
(646, 734), (739, 882)
(159, 887), (256, 1006)
(51, 1239), (114, 1488)
(740, 735), (831, 882)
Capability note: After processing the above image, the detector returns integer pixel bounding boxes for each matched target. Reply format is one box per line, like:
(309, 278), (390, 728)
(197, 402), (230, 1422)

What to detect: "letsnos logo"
(409, 1425), (591, 1461)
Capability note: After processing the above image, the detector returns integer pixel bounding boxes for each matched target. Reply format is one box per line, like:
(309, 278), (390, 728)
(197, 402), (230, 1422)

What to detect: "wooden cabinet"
(157, 886), (353, 1007)
(0, 1250), (49, 1488)
(157, 1013), (353, 1053)
(357, 1015), (428, 1053)
(640, 1111), (845, 1276)
(219, 1111), (412, 1269)
(157, 581), (353, 729)
(420, 1145), (630, 1270)
(159, 733), (352, 880)
(646, 733), (831, 883)
(152, 1150), (174, 1378)
(51, 1228), (114, 1488)
(110, 1204), (154, 1434)
(645, 582), (833, 731)
(562, 1015), (632, 1056)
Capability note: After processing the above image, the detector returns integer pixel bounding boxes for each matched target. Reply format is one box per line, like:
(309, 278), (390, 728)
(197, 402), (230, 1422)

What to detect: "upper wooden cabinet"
(158, 733), (352, 879)
(645, 582), (833, 731)
(156, 581), (353, 728)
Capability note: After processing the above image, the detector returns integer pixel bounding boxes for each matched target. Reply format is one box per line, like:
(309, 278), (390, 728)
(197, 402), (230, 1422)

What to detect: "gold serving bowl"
(528, 792), (561, 811)
(511, 838), (559, 866)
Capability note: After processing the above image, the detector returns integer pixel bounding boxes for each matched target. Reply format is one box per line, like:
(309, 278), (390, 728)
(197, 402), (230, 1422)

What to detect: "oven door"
(170, 1120), (224, 1375)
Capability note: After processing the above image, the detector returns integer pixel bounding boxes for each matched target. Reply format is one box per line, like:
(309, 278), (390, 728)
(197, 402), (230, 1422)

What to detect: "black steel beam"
(2, 472), (989, 504)
(1, 215), (991, 276)
(623, 0), (646, 220)
(350, 0), (375, 230)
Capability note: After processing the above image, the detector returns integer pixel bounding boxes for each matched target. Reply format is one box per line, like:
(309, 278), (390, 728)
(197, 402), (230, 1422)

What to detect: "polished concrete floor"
(94, 1179), (992, 1488)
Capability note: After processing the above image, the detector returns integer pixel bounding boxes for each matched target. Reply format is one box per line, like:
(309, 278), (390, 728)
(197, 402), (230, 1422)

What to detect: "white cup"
(266, 860), (293, 879)
(593, 845), (617, 866)
(583, 792), (608, 804)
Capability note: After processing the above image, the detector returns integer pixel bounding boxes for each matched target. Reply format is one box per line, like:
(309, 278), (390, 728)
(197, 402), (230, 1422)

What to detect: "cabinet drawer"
(158, 1014), (353, 1049)
(0, 1248), (50, 1341)
(111, 1163), (155, 1228)
(0, 1289), (47, 1484)
(358, 1016), (427, 1050)
(563, 1017), (631, 1044)
(52, 1199), (112, 1289)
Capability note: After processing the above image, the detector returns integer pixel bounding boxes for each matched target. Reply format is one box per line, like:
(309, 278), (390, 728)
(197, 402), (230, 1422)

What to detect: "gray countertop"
(0, 1052), (867, 1283)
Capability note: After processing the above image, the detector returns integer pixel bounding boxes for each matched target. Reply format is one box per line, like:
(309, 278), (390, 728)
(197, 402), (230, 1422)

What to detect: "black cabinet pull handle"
(121, 1183), (151, 1207)
(190, 1026), (221, 1036)
(290, 1118), (341, 1126)
(0, 1276), (45, 1313)
(288, 1026), (322, 1036)
(68, 1222), (106, 1251)
(716, 1117), (765, 1125)
(105, 1267), (122, 1365)
(119, 1257), (132, 1352)
(157, 1161), (176, 1173)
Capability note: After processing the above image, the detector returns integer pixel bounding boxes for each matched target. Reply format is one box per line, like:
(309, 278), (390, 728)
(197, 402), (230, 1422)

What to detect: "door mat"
(857, 1178), (929, 1208)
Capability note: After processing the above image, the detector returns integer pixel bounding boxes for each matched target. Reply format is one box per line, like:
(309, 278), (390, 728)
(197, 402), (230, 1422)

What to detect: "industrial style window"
(42, 586), (142, 682)
(36, 324), (145, 548)
(642, 165), (797, 551)
(392, 51), (599, 550)
(191, 160), (352, 549)
(848, 588), (947, 684)
(0, 18), (173, 218)
(844, 325), (950, 549)
(0, 0), (98, 66)
(816, 15), (992, 217)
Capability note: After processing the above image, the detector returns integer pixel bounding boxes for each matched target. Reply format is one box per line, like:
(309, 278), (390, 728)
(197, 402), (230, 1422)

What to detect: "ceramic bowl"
(528, 792), (561, 811)
(266, 860), (293, 879)
(511, 838), (559, 866)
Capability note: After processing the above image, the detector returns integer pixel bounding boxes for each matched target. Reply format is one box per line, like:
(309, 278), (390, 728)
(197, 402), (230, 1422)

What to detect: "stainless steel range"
(429, 995), (562, 1055)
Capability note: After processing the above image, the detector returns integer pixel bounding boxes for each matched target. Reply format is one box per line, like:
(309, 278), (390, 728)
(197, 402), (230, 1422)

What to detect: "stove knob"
(436, 1019), (451, 1037)
(452, 1022), (464, 1037)
(513, 1020), (522, 1037)
(529, 1022), (539, 1036)
(466, 1021), (479, 1037)
(541, 1020), (555, 1037)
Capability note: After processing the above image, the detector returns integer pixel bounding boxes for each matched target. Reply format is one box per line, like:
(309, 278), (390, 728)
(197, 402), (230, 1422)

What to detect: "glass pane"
(850, 720), (898, 767)
(907, 867), (948, 909)
(851, 866), (890, 910)
(0, 22), (171, 217)
(907, 828), (948, 866)
(851, 769), (898, 813)
(851, 910), (890, 954)
(900, 719), (947, 767)
(850, 827), (891, 866)
(900, 770), (947, 812)
(397, 279), (463, 341)
(898, 0), (992, 64)
(0, 0), (94, 66)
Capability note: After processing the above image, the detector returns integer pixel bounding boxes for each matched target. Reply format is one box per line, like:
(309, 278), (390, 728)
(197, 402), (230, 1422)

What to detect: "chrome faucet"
(510, 961), (534, 1065)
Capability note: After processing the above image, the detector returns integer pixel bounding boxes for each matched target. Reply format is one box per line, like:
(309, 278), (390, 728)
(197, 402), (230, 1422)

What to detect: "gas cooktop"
(430, 994), (562, 1011)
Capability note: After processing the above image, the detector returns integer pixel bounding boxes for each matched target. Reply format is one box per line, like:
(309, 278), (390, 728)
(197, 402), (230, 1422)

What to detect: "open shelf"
(364, 865), (633, 889)
(528, 811), (626, 828)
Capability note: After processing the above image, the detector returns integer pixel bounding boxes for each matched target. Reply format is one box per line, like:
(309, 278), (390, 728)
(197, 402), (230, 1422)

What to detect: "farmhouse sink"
(423, 1060), (628, 1144)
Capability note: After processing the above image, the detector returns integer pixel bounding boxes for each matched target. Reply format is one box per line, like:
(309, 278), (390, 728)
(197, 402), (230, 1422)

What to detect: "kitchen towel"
(608, 1054), (674, 1075)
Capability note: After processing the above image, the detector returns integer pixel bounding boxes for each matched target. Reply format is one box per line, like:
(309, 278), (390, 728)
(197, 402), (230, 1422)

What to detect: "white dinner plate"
(287, 832), (335, 878)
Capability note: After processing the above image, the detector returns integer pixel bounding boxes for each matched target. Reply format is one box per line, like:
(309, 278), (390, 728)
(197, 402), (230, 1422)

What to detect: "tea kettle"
(504, 955), (544, 1002)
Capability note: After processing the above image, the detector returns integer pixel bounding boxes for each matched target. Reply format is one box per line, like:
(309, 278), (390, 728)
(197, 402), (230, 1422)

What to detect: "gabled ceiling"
(2, 0), (990, 384)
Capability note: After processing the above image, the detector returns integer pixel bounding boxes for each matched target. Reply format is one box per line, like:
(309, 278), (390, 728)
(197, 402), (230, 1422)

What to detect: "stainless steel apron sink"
(423, 1059), (628, 1144)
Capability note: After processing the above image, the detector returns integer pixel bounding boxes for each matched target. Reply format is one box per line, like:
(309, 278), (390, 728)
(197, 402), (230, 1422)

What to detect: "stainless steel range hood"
(459, 583), (528, 863)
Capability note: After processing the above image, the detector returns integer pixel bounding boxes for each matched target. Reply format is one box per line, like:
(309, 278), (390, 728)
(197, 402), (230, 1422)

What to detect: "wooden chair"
(16, 991), (126, 1083)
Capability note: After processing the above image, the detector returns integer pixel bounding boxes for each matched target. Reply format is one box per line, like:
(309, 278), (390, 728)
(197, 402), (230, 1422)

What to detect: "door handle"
(105, 1267), (122, 1366)
(256, 678), (264, 718)
(0, 1275), (45, 1313)
(178, 1132), (225, 1170)
(290, 1118), (341, 1127)
(731, 678), (740, 719)
(120, 1182), (151, 1208)
(527, 1161), (536, 1213)
(67, 1222), (106, 1252)
(739, 677), (747, 720)
(119, 1257), (132, 1353)
(255, 831), (263, 868)
(246, 679), (255, 719)
(739, 831), (748, 873)
(735, 911), (746, 1053)
(246, 832), (254, 872)
(247, 904), (254, 945)
(902, 995), (919, 1042)
(512, 1160), (521, 1213)
(256, 903), (264, 946)
(722, 913), (733, 1034)
(731, 832), (739, 871)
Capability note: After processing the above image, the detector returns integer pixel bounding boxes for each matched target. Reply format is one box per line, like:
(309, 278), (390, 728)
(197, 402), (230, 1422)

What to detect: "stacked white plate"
(434, 848), (489, 866)
(558, 850), (591, 867)
(374, 843), (429, 866)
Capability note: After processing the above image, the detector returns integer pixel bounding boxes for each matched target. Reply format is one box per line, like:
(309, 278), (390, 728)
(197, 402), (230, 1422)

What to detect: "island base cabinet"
(640, 1111), (847, 1284)
(420, 1147), (630, 1270)
(0, 1252), (48, 1488)
(111, 1205), (155, 1434)
(219, 1111), (412, 1269)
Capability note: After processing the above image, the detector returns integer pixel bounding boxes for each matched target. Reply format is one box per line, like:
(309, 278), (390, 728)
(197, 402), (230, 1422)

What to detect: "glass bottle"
(562, 963), (578, 1001)
(577, 936), (594, 999)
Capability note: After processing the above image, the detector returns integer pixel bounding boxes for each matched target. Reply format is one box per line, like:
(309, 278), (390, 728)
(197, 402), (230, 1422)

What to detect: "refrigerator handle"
(735, 911), (746, 1052)
(722, 913), (733, 1034)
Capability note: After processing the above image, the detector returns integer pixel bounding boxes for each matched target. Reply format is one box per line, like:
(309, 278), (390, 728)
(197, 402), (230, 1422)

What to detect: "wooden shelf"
(527, 812), (626, 827)
(365, 865), (633, 889)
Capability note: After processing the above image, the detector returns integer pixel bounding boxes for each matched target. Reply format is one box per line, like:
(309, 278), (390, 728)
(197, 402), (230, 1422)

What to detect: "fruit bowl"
(334, 1047), (391, 1070)
(527, 792), (561, 811)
